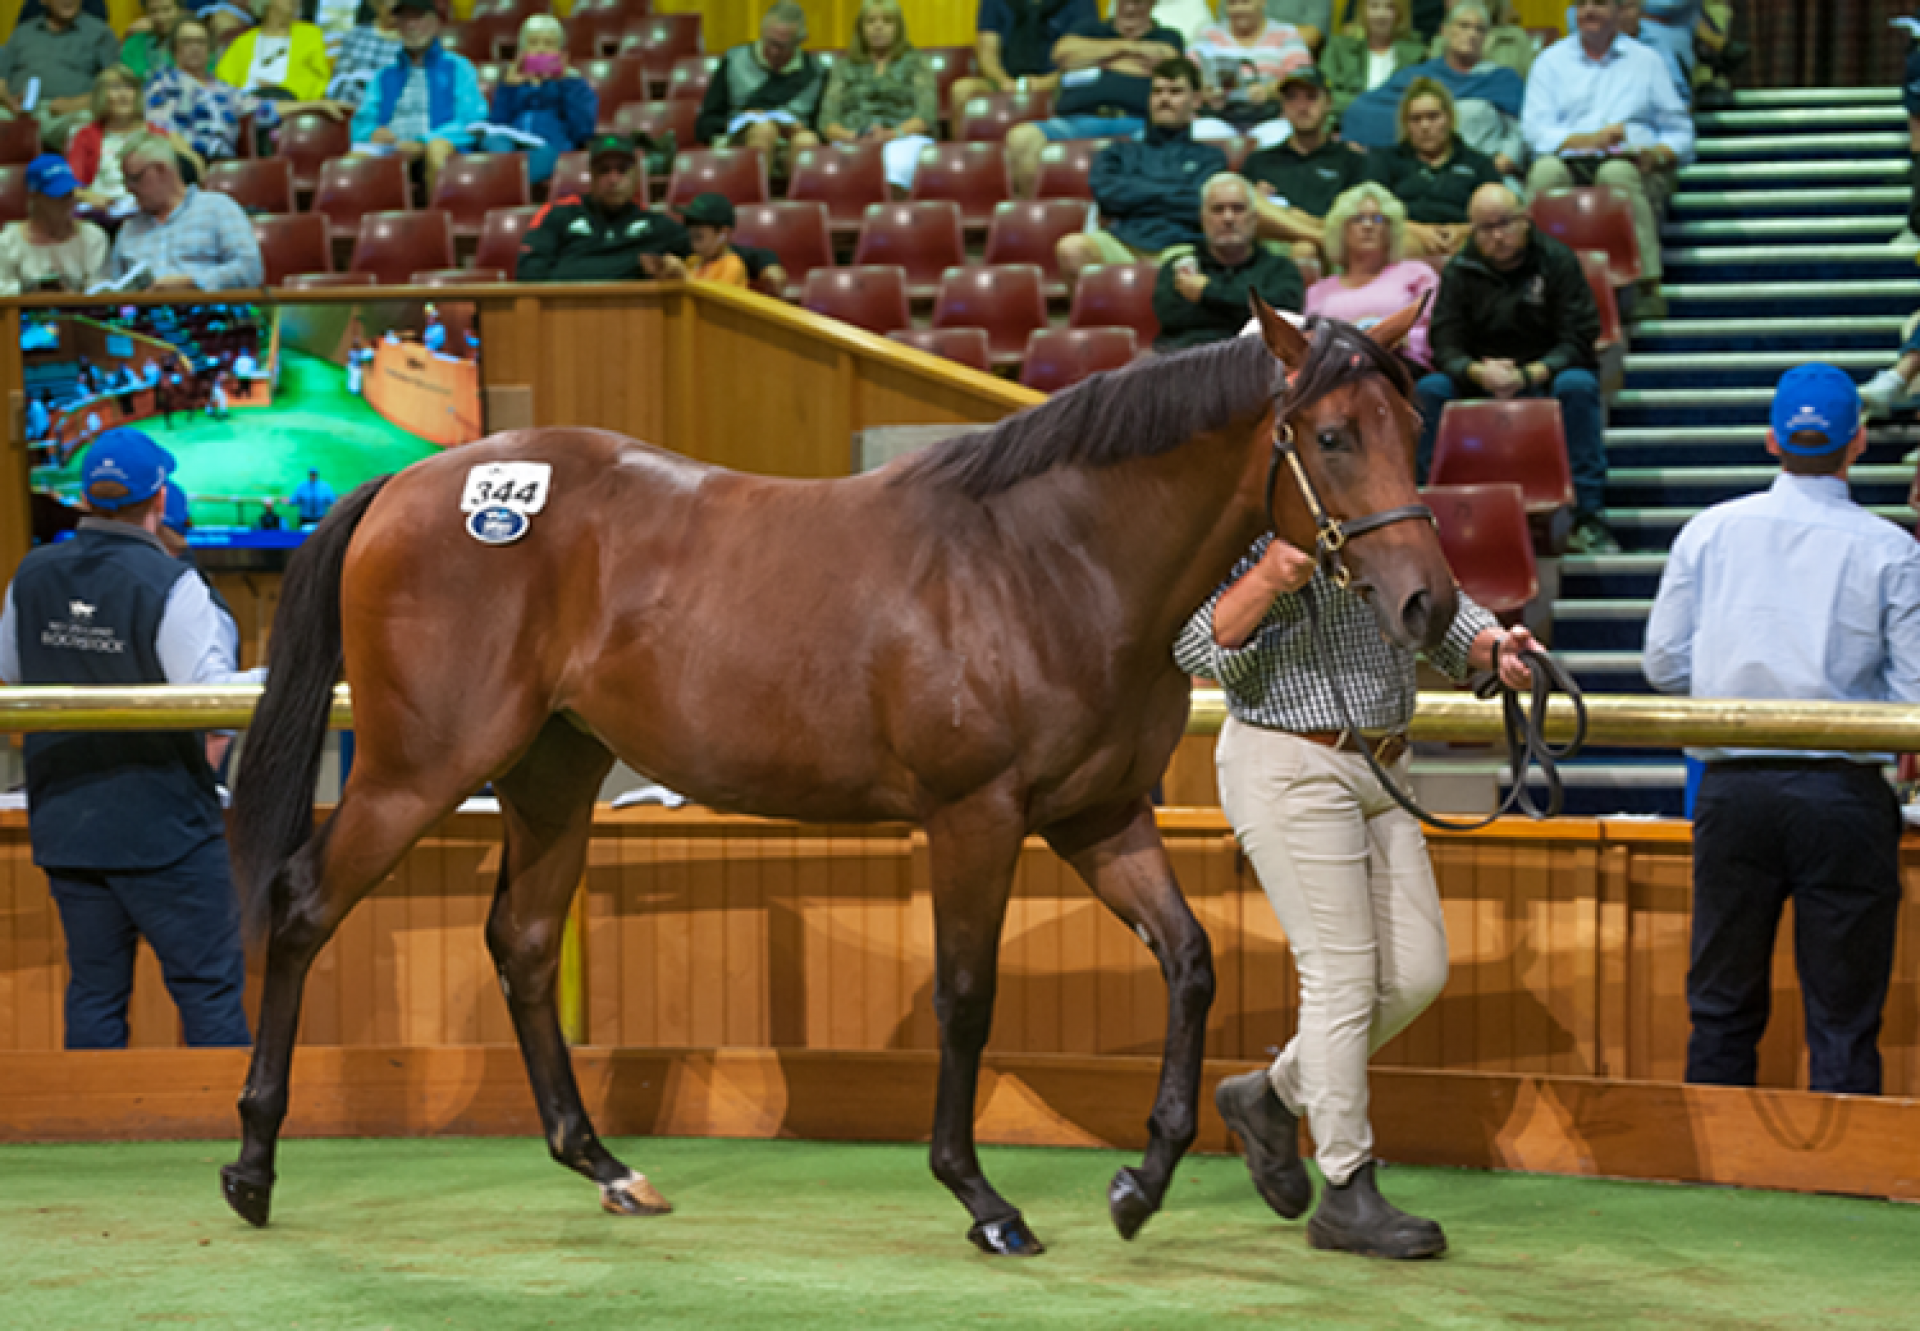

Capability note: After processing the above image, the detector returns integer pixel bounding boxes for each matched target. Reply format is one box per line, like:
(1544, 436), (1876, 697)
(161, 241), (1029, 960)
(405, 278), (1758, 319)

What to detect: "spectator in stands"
(1187, 0), (1313, 149)
(695, 0), (825, 176)
(1242, 66), (1368, 259)
(108, 133), (266, 290)
(216, 0), (334, 110)
(0, 156), (110, 295)
(1900, 17), (1920, 254)
(1003, 0), (1186, 198)
(482, 14), (596, 185)
(1152, 172), (1302, 350)
(662, 192), (750, 287)
(1365, 79), (1501, 255)
(292, 467), (336, 524)
(516, 132), (692, 282)
(1342, 1), (1525, 173)
(818, 0), (938, 196)
(1644, 364), (1920, 1098)
(1268, 0), (1332, 50)
(119, 0), (182, 83)
(1571, 0), (1693, 99)
(1428, 0), (1530, 78)
(70, 68), (196, 208)
(1055, 58), (1225, 288)
(148, 20), (276, 166)
(0, 0), (121, 152)
(946, 0), (1097, 126)
(350, 0), (486, 196)
(0, 429), (250, 1051)
(1417, 181), (1615, 551)
(1304, 183), (1439, 365)
(1321, 0), (1425, 122)
(324, 0), (404, 110)
(1860, 321), (1920, 419)
(1523, 0), (1692, 321)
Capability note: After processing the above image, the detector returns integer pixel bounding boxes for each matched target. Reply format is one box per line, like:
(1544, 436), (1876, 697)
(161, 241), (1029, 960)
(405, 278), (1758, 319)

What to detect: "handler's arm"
(1212, 539), (1315, 647)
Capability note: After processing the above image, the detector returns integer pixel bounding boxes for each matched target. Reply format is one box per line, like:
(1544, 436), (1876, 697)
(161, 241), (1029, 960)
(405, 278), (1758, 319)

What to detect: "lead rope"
(1298, 581), (1589, 835)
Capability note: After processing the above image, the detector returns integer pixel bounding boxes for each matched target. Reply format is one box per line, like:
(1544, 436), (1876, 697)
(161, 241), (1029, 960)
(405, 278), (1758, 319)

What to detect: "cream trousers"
(1216, 718), (1450, 1186)
(1526, 154), (1673, 284)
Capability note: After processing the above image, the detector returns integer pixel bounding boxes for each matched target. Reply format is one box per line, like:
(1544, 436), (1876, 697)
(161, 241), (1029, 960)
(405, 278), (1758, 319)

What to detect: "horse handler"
(1175, 535), (1537, 1258)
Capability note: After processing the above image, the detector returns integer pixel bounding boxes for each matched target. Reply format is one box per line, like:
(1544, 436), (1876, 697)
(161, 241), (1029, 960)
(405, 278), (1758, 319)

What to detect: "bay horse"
(221, 298), (1457, 1255)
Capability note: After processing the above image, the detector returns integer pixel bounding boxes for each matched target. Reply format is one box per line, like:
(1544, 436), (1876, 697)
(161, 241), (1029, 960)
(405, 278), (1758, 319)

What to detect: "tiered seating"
(476, 205), (540, 274)
(1428, 399), (1575, 551)
(889, 327), (991, 371)
(802, 266), (912, 334)
(666, 148), (768, 207)
(206, 157), (296, 215)
(852, 202), (965, 299)
(253, 213), (333, 285)
(666, 55), (717, 103)
(278, 110), (353, 195)
(431, 153), (531, 240)
(550, 150), (597, 202)
(930, 264), (1047, 369)
(787, 143), (887, 240)
(1068, 263), (1159, 346)
(909, 142), (1010, 234)
(618, 13), (702, 63)
(983, 200), (1089, 298)
(350, 210), (456, 285)
(732, 202), (834, 287)
(582, 56), (654, 119)
(613, 100), (699, 152)
(1530, 186), (1641, 288)
(1019, 327), (1137, 392)
(954, 91), (1051, 143)
(1034, 142), (1101, 200)
(1424, 483), (1538, 620)
(312, 154), (410, 240)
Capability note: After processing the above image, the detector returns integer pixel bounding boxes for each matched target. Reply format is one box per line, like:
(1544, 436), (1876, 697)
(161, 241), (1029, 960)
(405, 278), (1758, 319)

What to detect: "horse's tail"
(230, 475), (393, 943)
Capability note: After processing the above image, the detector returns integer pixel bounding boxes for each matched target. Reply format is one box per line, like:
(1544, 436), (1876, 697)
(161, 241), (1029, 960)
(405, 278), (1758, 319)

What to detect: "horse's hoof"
(220, 1163), (273, 1228)
(599, 1173), (672, 1217)
(1108, 1166), (1158, 1241)
(968, 1215), (1045, 1257)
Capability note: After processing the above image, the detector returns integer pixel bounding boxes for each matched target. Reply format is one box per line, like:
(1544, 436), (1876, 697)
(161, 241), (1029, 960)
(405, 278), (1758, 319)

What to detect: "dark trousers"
(47, 837), (251, 1050)
(1688, 761), (1901, 1094)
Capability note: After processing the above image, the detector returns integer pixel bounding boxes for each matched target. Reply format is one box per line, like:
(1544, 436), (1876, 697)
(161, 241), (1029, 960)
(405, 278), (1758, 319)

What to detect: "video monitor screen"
(21, 296), (486, 550)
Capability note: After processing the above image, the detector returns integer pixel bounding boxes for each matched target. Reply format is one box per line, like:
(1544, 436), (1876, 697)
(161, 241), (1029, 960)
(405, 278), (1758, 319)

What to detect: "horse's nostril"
(1401, 589), (1432, 644)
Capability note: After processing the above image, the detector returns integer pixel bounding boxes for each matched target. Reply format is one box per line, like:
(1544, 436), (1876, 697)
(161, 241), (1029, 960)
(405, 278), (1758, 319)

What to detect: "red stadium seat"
(349, 209), (457, 285)
(476, 203), (540, 273)
(311, 153), (410, 239)
(1068, 262), (1160, 346)
(618, 13), (702, 63)
(954, 89), (1051, 142)
(1019, 326), (1138, 392)
(1429, 399), (1576, 549)
(0, 116), (41, 165)
(852, 201), (965, 298)
(1579, 248), (1626, 391)
(731, 201), (834, 288)
(276, 109), (353, 194)
(471, 0), (546, 20)
(282, 271), (376, 289)
(666, 147), (768, 207)
(452, 11), (522, 61)
(548, 150), (596, 204)
(666, 54), (717, 102)
(1033, 139), (1102, 200)
(931, 263), (1047, 368)
(983, 199), (1092, 294)
(411, 267), (509, 284)
(612, 99), (698, 153)
(889, 327), (992, 373)
(0, 163), (28, 224)
(786, 142), (887, 237)
(568, 3), (632, 59)
(1529, 186), (1641, 286)
(802, 265), (911, 334)
(1424, 483), (1539, 618)
(253, 212), (332, 285)
(207, 154), (296, 216)
(908, 141), (1009, 232)
(431, 152), (531, 238)
(921, 46), (976, 120)
(581, 56), (655, 116)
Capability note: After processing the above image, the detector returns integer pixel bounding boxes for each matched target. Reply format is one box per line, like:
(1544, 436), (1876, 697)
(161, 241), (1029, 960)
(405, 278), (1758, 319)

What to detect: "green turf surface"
(1, 1138), (1915, 1329)
(31, 351), (438, 528)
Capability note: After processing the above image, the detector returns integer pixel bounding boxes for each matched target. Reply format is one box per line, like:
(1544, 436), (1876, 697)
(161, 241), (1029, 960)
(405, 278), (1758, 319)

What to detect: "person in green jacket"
(120, 0), (182, 82)
(1319, 0), (1425, 120)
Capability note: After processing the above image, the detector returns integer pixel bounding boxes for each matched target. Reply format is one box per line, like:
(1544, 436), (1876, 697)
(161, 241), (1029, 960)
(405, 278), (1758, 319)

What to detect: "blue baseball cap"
(82, 429), (174, 510)
(1770, 364), (1861, 455)
(25, 154), (78, 199)
(161, 480), (191, 535)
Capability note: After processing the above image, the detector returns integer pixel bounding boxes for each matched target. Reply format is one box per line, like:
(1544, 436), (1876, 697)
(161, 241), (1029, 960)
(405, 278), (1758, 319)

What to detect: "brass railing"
(1, 685), (1918, 751)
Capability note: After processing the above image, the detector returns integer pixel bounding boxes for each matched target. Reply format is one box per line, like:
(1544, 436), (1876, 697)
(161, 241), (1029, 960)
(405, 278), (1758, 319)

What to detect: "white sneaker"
(1861, 367), (1911, 418)
(1890, 228), (1920, 256)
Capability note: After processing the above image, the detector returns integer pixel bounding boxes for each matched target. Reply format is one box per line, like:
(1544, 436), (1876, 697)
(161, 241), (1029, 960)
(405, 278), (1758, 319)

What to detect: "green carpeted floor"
(1, 1138), (1916, 1329)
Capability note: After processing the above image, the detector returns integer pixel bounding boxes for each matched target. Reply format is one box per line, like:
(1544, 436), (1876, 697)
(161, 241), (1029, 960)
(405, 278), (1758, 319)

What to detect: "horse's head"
(1251, 295), (1458, 652)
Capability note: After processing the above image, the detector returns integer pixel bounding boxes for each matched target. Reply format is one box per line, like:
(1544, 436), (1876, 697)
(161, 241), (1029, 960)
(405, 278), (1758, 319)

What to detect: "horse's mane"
(890, 318), (1412, 502)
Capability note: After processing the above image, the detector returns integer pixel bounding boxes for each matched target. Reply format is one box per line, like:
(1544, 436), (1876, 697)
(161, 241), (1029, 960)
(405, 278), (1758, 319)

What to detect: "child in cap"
(677, 193), (749, 288)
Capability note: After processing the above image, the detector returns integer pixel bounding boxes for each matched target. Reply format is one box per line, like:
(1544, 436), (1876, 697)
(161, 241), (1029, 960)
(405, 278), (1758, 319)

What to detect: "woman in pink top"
(1189, 0), (1313, 145)
(1304, 183), (1439, 367)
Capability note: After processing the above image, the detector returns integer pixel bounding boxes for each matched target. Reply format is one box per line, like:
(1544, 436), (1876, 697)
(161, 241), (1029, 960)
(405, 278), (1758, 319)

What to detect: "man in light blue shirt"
(110, 133), (264, 291)
(1523, 0), (1693, 319)
(1643, 365), (1920, 1097)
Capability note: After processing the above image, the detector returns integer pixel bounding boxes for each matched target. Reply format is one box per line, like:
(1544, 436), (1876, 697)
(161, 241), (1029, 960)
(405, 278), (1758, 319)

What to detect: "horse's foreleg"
(923, 790), (1037, 1255)
(1047, 798), (1215, 1242)
(487, 722), (654, 1215)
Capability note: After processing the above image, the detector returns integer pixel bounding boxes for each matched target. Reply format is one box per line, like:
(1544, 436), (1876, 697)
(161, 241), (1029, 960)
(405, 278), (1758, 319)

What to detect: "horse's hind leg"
(1045, 798), (1215, 1242)
(923, 789), (1040, 1255)
(485, 719), (660, 1215)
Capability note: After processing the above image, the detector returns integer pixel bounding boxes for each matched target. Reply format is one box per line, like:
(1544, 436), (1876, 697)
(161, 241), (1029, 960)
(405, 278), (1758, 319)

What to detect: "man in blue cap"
(1644, 365), (1920, 1095)
(0, 429), (250, 1049)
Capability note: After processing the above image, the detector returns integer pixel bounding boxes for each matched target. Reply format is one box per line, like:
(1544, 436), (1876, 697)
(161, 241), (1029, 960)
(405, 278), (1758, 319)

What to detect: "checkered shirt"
(327, 25), (403, 107)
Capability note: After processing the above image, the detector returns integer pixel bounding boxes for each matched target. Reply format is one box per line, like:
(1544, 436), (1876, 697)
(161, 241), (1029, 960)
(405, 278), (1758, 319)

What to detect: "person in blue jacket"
(349, 0), (487, 195)
(1055, 57), (1226, 290)
(482, 13), (597, 185)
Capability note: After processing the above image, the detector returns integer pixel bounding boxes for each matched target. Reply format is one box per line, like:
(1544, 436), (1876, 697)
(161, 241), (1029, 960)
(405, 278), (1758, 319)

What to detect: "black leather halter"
(1263, 419), (1436, 590)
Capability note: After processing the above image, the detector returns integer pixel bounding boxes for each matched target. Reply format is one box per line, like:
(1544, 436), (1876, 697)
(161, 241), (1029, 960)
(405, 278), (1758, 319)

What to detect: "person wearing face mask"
(482, 13), (596, 185)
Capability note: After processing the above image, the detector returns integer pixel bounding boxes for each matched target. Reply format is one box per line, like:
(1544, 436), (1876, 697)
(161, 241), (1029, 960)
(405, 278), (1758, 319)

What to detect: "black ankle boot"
(1214, 1069), (1311, 1219)
(1306, 1160), (1446, 1260)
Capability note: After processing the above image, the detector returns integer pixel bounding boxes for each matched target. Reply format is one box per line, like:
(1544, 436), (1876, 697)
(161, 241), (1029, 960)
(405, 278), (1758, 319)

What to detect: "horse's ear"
(1250, 292), (1309, 370)
(1366, 292), (1431, 354)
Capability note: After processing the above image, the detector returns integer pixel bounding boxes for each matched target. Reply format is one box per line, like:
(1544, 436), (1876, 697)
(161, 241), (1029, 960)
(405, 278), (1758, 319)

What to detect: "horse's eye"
(1317, 427), (1348, 452)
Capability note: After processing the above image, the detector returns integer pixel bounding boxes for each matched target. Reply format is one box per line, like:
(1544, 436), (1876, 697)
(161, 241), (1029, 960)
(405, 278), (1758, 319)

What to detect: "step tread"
(1607, 505), (1914, 526)
(1728, 88), (1899, 107)
(1694, 132), (1908, 155)
(1625, 350), (1884, 370)
(1636, 316), (1907, 336)
(1671, 187), (1906, 210)
(1660, 280), (1920, 298)
(1609, 464), (1911, 486)
(1696, 107), (1906, 130)
(1665, 243), (1920, 263)
(1553, 598), (1653, 618)
(1678, 160), (1906, 181)
(1664, 217), (1905, 239)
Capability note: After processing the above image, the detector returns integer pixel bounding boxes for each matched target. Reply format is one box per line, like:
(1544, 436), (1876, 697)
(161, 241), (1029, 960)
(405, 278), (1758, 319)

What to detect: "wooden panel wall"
(5, 810), (1919, 1103)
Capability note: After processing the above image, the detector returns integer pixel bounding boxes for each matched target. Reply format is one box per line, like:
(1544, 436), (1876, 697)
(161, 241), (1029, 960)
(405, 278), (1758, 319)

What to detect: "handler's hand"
(1473, 624), (1540, 689)
(1253, 537), (1317, 597)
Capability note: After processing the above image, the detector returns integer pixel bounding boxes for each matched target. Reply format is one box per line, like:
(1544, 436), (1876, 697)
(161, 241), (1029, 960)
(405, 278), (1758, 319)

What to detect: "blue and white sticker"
(467, 505), (529, 545)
